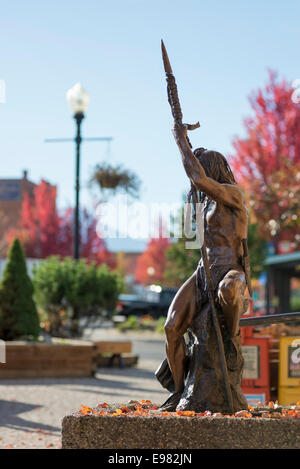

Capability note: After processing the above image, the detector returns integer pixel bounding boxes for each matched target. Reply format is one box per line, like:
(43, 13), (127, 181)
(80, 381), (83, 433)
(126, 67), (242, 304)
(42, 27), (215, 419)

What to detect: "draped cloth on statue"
(155, 268), (248, 413)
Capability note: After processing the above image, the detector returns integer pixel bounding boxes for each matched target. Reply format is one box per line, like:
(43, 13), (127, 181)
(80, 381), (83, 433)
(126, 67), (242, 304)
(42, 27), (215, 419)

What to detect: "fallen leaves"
(176, 410), (195, 417)
(121, 405), (131, 413)
(235, 410), (252, 418)
(77, 399), (300, 419)
(97, 402), (109, 409)
(0, 429), (61, 450)
(270, 412), (282, 419)
(79, 404), (93, 415)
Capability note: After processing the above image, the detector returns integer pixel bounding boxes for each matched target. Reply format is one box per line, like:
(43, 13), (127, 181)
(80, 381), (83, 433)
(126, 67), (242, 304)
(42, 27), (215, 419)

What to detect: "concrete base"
(62, 414), (300, 449)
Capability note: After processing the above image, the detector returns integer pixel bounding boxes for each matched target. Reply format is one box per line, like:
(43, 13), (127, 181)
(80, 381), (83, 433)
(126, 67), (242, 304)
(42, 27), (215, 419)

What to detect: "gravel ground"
(0, 329), (168, 449)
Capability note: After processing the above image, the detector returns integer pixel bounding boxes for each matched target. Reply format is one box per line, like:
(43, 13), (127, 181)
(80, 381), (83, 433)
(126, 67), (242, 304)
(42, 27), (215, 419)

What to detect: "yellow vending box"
(278, 337), (300, 405)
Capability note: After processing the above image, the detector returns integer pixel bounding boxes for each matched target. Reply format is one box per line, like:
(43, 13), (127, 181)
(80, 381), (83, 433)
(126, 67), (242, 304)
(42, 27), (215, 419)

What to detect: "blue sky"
(1, 0), (299, 213)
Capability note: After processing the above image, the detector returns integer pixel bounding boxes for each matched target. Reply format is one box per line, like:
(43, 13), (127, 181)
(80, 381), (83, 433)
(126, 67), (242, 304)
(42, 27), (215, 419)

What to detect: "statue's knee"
(218, 279), (238, 305)
(164, 317), (180, 342)
(164, 322), (171, 336)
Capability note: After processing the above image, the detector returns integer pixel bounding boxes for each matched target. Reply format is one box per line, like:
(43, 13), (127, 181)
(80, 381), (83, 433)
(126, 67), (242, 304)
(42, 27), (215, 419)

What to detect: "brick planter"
(0, 341), (96, 378)
(0, 339), (138, 378)
(62, 413), (300, 449)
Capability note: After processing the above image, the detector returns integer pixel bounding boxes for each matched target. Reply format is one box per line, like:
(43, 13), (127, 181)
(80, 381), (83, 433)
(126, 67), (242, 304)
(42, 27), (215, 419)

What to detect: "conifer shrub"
(0, 238), (40, 340)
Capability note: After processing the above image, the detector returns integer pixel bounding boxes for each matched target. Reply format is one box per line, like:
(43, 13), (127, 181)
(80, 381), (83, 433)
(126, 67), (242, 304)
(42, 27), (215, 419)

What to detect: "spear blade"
(161, 39), (183, 123)
(161, 39), (173, 74)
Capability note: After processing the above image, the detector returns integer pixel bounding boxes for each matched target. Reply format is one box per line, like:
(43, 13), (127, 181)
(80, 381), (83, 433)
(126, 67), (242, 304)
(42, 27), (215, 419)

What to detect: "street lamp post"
(66, 83), (89, 260)
(46, 83), (112, 260)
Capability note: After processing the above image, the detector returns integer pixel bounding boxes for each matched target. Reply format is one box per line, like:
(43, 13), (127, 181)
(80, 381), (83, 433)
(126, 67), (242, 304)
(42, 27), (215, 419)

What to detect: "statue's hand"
(173, 121), (200, 138)
(172, 121), (188, 138)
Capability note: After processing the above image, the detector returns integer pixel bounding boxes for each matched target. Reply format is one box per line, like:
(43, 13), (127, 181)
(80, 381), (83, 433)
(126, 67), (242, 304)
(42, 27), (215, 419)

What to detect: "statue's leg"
(161, 272), (198, 410)
(217, 269), (246, 338)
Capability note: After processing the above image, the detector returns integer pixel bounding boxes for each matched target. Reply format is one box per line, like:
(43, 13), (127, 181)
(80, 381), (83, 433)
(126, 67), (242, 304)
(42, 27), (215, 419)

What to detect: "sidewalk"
(0, 330), (168, 449)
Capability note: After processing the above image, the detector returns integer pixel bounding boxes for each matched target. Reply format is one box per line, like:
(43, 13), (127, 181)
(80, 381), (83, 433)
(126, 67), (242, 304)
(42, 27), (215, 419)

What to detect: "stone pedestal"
(62, 414), (300, 449)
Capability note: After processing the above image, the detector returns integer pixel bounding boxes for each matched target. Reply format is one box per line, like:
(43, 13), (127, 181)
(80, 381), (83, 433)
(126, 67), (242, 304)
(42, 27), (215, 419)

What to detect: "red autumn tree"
(55, 207), (115, 267)
(55, 207), (73, 257)
(230, 71), (300, 253)
(79, 208), (115, 267)
(6, 180), (114, 267)
(6, 180), (60, 258)
(135, 236), (170, 285)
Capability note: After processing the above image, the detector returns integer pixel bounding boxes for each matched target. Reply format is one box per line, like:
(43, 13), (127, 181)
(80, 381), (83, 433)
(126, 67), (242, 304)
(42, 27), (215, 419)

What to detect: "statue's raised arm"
(172, 121), (245, 211)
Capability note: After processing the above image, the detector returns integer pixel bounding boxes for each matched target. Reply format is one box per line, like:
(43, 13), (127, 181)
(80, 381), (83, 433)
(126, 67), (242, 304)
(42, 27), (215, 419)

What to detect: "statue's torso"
(203, 196), (248, 268)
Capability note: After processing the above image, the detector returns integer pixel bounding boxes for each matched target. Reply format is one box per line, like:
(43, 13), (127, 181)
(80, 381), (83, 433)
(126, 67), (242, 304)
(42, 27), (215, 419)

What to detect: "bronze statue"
(156, 41), (251, 414)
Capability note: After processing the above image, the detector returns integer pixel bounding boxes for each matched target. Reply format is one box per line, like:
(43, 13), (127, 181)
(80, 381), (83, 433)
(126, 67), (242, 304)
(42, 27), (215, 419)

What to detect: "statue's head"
(194, 148), (236, 185)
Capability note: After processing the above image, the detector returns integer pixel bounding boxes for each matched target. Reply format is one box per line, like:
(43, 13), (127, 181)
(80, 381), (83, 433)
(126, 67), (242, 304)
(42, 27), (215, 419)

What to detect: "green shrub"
(32, 256), (66, 336)
(33, 257), (123, 337)
(291, 296), (300, 313)
(97, 264), (123, 314)
(117, 315), (139, 332)
(0, 238), (40, 340)
(117, 315), (166, 333)
(155, 316), (166, 334)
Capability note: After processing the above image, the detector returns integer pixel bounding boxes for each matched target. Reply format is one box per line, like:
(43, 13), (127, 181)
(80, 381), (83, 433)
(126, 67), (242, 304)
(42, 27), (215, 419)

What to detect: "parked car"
(116, 287), (177, 319)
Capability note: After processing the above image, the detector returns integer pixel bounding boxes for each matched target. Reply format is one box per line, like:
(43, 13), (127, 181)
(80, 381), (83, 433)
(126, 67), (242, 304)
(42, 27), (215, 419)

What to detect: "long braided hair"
(192, 148), (236, 203)
(188, 147), (236, 211)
